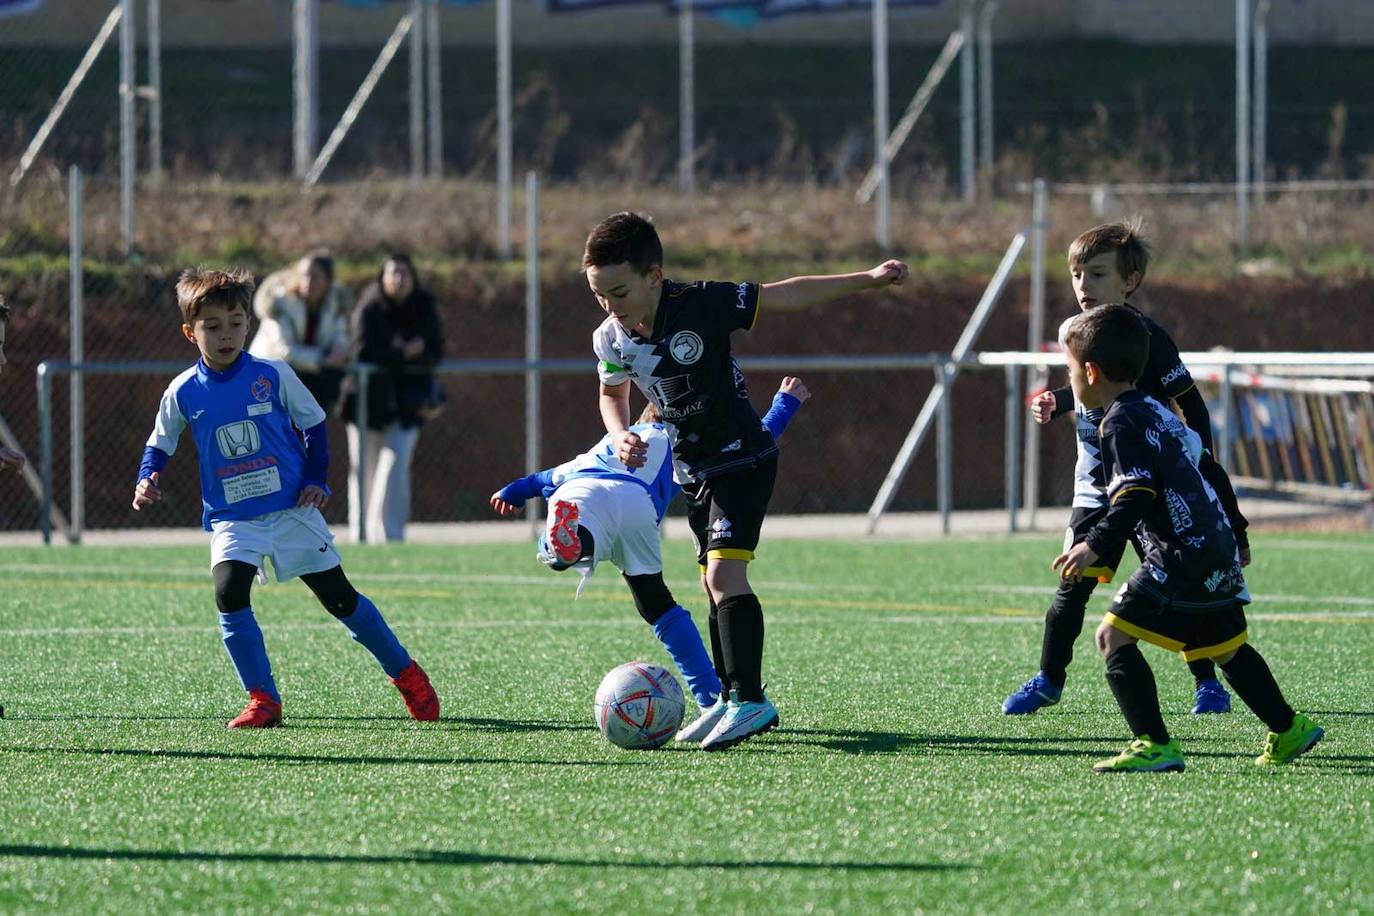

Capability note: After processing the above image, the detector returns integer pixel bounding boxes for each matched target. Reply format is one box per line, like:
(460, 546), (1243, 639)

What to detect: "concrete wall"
(2, 0), (1373, 47)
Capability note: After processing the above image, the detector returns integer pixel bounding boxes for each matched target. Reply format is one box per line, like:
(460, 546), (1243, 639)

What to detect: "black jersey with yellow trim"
(1090, 389), (1249, 606)
(592, 279), (776, 481)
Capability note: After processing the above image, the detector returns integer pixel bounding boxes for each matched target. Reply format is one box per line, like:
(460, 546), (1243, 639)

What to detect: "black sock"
(1187, 657), (1218, 685)
(1104, 643), (1170, 745)
(1219, 644), (1295, 733)
(717, 593), (765, 702)
(706, 595), (730, 698)
(1039, 579), (1095, 688)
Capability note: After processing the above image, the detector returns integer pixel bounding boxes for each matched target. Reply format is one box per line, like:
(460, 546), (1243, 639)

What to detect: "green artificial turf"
(1, 534), (1370, 912)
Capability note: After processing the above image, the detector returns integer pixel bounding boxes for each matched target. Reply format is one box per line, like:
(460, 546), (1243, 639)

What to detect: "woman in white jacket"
(248, 252), (353, 412)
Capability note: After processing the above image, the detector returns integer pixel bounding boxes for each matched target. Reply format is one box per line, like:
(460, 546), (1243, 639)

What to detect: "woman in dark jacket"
(341, 254), (444, 542)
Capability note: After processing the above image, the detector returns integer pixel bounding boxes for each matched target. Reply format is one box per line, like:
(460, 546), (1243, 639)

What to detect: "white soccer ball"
(593, 661), (686, 750)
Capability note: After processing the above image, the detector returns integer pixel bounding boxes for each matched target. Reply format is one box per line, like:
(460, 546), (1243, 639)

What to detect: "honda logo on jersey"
(216, 420), (261, 459)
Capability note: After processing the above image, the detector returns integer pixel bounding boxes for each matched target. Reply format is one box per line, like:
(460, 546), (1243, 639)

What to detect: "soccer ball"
(593, 662), (686, 750)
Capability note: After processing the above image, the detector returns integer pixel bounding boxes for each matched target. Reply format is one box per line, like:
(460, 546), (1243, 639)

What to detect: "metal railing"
(35, 350), (1374, 545)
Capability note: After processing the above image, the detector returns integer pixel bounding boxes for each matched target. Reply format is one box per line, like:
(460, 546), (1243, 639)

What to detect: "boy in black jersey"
(1004, 221), (1249, 717)
(1054, 305), (1322, 772)
(582, 211), (907, 751)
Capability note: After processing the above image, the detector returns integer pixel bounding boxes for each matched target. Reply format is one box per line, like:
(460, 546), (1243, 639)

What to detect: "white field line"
(6, 562), (1370, 610)
(2, 610), (1372, 639)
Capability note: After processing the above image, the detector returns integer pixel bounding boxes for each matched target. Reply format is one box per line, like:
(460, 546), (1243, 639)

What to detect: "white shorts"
(548, 478), (662, 577)
(210, 506), (342, 583)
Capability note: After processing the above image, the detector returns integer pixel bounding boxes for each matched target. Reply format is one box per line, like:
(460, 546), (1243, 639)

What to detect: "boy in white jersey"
(490, 378), (808, 744)
(133, 269), (439, 729)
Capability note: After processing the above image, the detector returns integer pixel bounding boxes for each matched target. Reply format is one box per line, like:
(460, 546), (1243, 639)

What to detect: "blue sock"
(218, 608), (280, 703)
(338, 593), (411, 678)
(652, 605), (722, 706)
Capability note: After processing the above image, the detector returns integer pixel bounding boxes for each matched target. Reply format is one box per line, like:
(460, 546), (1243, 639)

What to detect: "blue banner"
(549, 0), (942, 15)
(0, 0), (41, 18)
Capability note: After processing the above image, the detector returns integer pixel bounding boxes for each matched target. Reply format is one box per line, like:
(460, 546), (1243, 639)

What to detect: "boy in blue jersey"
(133, 268), (439, 729)
(490, 377), (808, 745)
(1053, 306), (1322, 772)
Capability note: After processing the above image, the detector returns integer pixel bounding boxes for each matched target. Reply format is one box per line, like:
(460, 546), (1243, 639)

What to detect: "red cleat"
(547, 499), (582, 565)
(227, 689), (282, 729)
(391, 660), (440, 721)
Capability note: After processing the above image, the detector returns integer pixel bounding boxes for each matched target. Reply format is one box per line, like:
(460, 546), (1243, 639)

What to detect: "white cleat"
(699, 690), (779, 752)
(675, 694), (727, 744)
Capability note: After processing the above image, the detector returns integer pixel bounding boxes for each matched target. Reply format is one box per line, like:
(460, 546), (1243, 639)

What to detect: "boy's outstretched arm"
(761, 260), (908, 312)
(600, 380), (647, 468)
(489, 467), (558, 516)
(761, 376), (810, 440)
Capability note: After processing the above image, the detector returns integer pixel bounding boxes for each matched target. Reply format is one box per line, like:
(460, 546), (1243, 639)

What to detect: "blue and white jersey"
(145, 353), (328, 530)
(547, 423), (681, 523)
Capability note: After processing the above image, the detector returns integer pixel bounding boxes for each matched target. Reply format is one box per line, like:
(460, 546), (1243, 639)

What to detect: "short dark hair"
(303, 249), (334, 283)
(1063, 304), (1150, 384)
(581, 212), (663, 276)
(0, 294), (9, 323)
(176, 267), (254, 324)
(1068, 218), (1151, 291)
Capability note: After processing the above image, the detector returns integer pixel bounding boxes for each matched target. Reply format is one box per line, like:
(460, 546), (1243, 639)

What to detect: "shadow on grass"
(4, 745), (635, 768)
(10, 714), (587, 735)
(0, 843), (967, 873)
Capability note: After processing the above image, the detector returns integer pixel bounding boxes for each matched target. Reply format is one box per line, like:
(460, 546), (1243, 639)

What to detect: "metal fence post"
(1235, 0), (1251, 250)
(354, 366), (370, 544)
(496, 0), (513, 259)
(119, 0), (135, 256)
(1004, 363), (1020, 533)
(871, 0), (890, 247)
(293, 0), (318, 178)
(1219, 364), (1235, 470)
(936, 363), (952, 534)
(69, 168), (84, 545)
(426, 0), (442, 178)
(409, 0), (424, 183)
(1253, 0), (1270, 198)
(1022, 178), (1047, 528)
(525, 171), (542, 535)
(977, 0), (996, 183)
(37, 363), (54, 546)
(678, 0), (695, 193)
(959, 0), (975, 203)
(146, 0), (161, 184)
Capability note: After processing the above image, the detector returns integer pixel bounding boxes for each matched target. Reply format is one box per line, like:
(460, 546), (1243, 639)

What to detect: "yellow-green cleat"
(1092, 736), (1186, 773)
(1256, 712), (1324, 766)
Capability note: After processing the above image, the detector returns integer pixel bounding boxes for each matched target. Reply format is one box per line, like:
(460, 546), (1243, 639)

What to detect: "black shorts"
(1066, 505), (1149, 584)
(684, 456), (778, 567)
(1104, 567), (1250, 662)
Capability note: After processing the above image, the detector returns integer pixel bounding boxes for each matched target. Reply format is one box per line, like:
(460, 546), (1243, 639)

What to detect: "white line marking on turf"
(3, 609), (1372, 638)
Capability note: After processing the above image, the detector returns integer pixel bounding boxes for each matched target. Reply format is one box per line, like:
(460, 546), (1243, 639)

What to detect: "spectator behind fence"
(248, 252), (352, 413)
(339, 254), (445, 543)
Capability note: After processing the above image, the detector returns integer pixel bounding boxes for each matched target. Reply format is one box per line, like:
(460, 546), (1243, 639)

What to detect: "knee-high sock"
(1187, 657), (1218, 684)
(1104, 643), (1169, 745)
(1219, 644), (1295, 733)
(706, 594), (730, 697)
(1040, 579), (1097, 687)
(652, 605), (722, 707)
(338, 593), (411, 678)
(717, 593), (765, 703)
(219, 607), (280, 703)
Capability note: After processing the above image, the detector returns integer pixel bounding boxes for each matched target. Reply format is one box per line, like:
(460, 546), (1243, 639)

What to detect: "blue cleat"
(1002, 672), (1063, 715)
(1191, 677), (1232, 714)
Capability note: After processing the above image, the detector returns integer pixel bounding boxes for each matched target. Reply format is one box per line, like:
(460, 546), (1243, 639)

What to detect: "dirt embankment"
(1, 272), (1370, 531)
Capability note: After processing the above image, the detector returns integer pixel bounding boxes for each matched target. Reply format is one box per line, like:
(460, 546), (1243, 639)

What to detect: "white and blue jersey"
(497, 389), (803, 520)
(140, 353), (329, 530)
